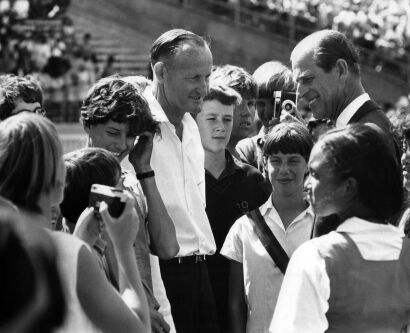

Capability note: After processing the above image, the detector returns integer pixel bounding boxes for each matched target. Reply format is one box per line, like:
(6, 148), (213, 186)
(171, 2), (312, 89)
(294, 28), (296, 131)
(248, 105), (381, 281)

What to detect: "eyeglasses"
(12, 106), (47, 117)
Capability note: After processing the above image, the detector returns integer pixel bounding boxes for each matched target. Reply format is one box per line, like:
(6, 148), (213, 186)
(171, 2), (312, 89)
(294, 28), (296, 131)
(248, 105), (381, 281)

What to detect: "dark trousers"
(159, 258), (220, 333)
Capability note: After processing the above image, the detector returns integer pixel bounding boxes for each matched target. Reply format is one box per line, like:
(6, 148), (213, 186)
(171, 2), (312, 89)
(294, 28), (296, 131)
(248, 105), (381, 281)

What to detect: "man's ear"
(335, 59), (349, 81)
(344, 176), (358, 199)
(153, 61), (166, 84)
(262, 155), (269, 178)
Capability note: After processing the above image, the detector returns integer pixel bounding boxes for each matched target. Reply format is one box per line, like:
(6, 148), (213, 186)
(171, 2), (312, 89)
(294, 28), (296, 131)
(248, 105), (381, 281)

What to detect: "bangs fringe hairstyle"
(61, 147), (121, 223)
(80, 76), (160, 136)
(204, 84), (242, 106)
(0, 113), (62, 213)
(210, 65), (258, 99)
(318, 124), (403, 221)
(263, 122), (313, 162)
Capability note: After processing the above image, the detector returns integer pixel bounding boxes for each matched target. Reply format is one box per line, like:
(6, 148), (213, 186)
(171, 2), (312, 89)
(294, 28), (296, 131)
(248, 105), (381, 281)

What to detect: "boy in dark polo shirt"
(195, 84), (271, 331)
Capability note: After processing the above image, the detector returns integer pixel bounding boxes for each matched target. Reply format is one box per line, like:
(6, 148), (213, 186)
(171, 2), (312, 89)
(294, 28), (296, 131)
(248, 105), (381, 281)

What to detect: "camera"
(273, 91), (297, 119)
(89, 184), (127, 218)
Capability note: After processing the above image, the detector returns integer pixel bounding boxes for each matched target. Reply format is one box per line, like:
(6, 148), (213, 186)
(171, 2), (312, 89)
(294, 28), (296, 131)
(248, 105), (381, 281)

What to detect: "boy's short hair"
(252, 61), (296, 99)
(60, 147), (121, 223)
(262, 122), (313, 162)
(80, 76), (160, 136)
(210, 65), (258, 99)
(0, 74), (44, 120)
(203, 84), (242, 106)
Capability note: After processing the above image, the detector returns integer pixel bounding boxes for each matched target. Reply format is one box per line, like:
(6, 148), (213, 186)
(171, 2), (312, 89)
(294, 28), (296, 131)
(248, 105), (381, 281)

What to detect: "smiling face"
(266, 151), (307, 197)
(196, 99), (233, 154)
(85, 120), (136, 162)
(162, 43), (213, 116)
(231, 92), (256, 140)
(292, 50), (343, 121)
(306, 143), (347, 217)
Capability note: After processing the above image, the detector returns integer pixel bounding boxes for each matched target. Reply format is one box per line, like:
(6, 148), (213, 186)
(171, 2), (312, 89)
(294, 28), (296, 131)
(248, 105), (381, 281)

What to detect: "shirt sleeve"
(269, 240), (330, 333)
(220, 218), (245, 263)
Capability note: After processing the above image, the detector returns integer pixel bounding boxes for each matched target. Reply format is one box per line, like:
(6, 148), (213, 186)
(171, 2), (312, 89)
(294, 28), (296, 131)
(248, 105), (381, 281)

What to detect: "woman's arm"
(77, 197), (150, 333)
(128, 132), (179, 259)
(228, 260), (247, 333)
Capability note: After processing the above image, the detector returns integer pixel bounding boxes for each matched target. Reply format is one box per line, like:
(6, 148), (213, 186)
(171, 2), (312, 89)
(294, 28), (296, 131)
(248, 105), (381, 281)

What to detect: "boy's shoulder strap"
(246, 208), (289, 274)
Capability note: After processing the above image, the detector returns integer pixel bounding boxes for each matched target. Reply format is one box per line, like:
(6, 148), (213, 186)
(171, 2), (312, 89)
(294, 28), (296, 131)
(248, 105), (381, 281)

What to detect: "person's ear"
(335, 59), (349, 81)
(343, 176), (358, 199)
(82, 122), (90, 134)
(262, 155), (269, 179)
(153, 61), (166, 84)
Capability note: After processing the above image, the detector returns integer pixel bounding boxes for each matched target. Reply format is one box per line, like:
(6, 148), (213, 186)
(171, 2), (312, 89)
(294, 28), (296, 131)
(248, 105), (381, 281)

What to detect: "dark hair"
(318, 124), (402, 220)
(210, 65), (258, 99)
(0, 74), (44, 120)
(203, 84), (242, 106)
(263, 122), (313, 162)
(0, 212), (65, 332)
(291, 30), (360, 76)
(150, 29), (208, 66)
(0, 113), (62, 213)
(60, 148), (121, 223)
(253, 61), (296, 99)
(80, 76), (159, 136)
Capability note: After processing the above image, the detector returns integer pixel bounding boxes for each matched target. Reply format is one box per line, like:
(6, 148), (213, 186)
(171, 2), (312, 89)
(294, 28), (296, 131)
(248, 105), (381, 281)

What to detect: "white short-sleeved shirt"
(221, 197), (313, 333)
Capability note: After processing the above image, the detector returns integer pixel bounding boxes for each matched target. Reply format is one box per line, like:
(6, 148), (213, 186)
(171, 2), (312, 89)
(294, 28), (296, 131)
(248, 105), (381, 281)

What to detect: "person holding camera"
(0, 113), (150, 332)
(80, 76), (178, 333)
(236, 61), (297, 174)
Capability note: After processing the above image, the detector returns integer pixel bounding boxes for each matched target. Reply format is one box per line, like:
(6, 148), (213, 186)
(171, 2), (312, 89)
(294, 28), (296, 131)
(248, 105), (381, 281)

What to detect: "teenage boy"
(210, 65), (258, 160)
(195, 84), (271, 331)
(221, 122), (314, 333)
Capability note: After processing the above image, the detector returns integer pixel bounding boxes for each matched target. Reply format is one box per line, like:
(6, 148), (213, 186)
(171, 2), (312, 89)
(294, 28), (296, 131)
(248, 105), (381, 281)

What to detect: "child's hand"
(73, 207), (101, 246)
(99, 193), (140, 250)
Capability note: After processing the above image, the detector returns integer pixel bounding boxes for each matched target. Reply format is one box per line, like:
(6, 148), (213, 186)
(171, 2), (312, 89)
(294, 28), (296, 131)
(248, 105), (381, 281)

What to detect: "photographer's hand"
(128, 131), (154, 173)
(73, 207), (101, 247)
(280, 109), (305, 125)
(99, 193), (139, 250)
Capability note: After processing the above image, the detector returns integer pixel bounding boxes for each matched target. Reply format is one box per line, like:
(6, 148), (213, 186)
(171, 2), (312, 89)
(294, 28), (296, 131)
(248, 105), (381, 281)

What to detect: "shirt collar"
(335, 93), (370, 128)
(259, 195), (314, 220)
(336, 216), (399, 234)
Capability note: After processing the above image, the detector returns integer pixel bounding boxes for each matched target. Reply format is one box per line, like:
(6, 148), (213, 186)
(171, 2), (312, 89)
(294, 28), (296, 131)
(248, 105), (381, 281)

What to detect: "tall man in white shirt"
(144, 29), (218, 333)
(291, 29), (398, 236)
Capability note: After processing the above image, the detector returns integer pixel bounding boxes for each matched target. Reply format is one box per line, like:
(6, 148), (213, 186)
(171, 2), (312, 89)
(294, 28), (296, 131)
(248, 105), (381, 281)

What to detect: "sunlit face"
(256, 97), (275, 128)
(306, 144), (347, 217)
(266, 152), (307, 197)
(162, 43), (213, 115)
(401, 138), (410, 191)
(231, 92), (256, 140)
(85, 120), (136, 162)
(292, 50), (342, 120)
(196, 99), (233, 154)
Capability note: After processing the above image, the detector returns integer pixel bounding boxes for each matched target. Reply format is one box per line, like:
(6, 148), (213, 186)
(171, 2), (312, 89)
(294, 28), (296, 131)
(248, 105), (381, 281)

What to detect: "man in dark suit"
(290, 30), (398, 236)
(290, 29), (392, 133)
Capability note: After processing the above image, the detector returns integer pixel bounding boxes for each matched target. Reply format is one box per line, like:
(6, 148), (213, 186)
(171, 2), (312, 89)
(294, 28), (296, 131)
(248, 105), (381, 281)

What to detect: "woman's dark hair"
(262, 122), (314, 162)
(318, 124), (403, 220)
(80, 76), (160, 136)
(60, 147), (121, 223)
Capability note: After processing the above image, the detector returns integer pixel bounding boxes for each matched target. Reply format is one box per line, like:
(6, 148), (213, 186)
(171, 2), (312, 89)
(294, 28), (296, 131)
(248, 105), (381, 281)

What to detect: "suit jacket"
(312, 100), (399, 238)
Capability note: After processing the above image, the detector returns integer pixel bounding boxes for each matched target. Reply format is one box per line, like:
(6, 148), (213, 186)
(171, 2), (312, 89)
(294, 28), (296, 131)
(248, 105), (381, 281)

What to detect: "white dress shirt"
(335, 93), (370, 128)
(270, 217), (405, 333)
(221, 197), (313, 333)
(142, 88), (216, 256)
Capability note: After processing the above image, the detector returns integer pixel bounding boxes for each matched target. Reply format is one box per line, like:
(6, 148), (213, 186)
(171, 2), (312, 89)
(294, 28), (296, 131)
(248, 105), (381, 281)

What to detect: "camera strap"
(246, 208), (289, 274)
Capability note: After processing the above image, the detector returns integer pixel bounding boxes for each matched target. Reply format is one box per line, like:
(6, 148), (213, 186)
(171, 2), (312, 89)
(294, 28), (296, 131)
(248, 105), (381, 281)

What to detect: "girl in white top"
(0, 113), (150, 333)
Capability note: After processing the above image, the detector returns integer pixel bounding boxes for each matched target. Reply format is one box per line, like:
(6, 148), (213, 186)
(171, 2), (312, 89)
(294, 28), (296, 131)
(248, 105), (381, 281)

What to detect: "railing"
(159, 0), (410, 85)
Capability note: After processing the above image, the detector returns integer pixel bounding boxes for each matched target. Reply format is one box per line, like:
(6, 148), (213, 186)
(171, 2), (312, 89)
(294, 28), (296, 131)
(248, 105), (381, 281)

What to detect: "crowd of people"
(1, 25), (410, 333)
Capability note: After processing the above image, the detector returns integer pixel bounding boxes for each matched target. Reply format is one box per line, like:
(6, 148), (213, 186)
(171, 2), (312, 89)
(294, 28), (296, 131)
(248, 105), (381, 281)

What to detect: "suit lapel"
(348, 100), (380, 124)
